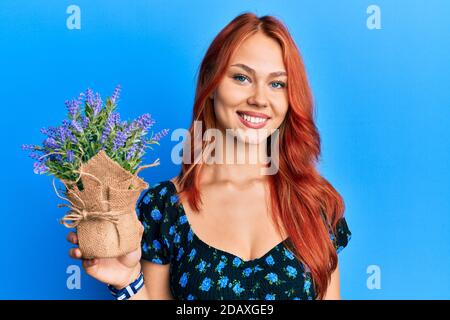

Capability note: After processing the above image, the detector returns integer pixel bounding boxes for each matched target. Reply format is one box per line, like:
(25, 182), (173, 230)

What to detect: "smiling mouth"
(237, 111), (270, 123)
(236, 111), (270, 128)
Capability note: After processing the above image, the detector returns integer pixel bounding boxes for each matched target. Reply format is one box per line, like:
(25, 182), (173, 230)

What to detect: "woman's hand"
(67, 231), (142, 289)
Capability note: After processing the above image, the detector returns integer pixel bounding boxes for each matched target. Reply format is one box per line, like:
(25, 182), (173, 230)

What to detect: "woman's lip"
(237, 112), (269, 129)
(236, 110), (271, 119)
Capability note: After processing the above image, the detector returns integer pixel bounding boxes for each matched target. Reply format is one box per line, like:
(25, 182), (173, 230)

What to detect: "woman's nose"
(247, 84), (268, 108)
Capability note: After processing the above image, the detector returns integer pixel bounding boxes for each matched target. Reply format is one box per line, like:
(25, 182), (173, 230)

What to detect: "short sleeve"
(330, 217), (352, 254)
(136, 182), (174, 264)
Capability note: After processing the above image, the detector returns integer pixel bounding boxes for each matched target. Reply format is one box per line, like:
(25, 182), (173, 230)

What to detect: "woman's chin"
(233, 127), (270, 145)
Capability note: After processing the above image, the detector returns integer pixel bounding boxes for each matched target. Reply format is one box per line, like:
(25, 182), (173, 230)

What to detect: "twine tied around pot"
(54, 157), (160, 229)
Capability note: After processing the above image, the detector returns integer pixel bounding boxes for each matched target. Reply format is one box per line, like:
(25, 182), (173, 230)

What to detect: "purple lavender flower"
(71, 120), (83, 133)
(133, 114), (155, 132)
(40, 126), (59, 139)
(122, 122), (134, 137)
(93, 92), (103, 117)
(136, 143), (145, 157)
(66, 150), (75, 163)
(112, 129), (129, 151)
(153, 128), (170, 142)
(33, 162), (49, 174)
(111, 85), (121, 104)
(100, 112), (119, 144)
(65, 98), (82, 120)
(28, 152), (41, 160)
(126, 143), (139, 161)
(39, 128), (49, 136)
(49, 154), (63, 163)
(22, 144), (38, 151)
(43, 137), (59, 149)
(113, 112), (121, 125)
(59, 120), (77, 144)
(86, 88), (94, 106)
(77, 92), (84, 106)
(81, 116), (90, 129)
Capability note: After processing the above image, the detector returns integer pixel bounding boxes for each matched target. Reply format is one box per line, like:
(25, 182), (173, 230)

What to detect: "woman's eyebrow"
(230, 63), (287, 77)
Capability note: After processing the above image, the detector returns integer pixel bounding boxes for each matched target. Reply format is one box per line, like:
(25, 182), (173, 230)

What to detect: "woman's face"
(212, 31), (289, 145)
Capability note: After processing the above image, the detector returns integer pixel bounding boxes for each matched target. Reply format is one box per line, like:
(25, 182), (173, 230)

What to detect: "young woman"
(67, 12), (351, 300)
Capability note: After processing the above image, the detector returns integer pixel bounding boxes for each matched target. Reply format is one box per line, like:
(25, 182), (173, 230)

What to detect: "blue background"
(1, 0), (449, 299)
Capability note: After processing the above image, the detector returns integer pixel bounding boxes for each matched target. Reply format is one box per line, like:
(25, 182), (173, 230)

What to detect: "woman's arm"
(129, 260), (174, 300)
(322, 261), (341, 300)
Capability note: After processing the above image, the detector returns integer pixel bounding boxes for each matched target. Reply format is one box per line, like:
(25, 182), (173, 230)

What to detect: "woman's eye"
(271, 81), (286, 89)
(232, 74), (250, 83)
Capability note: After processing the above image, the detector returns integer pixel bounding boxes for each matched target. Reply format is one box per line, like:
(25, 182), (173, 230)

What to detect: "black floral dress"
(136, 180), (352, 300)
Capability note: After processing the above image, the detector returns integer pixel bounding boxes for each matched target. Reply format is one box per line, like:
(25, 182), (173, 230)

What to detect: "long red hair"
(175, 12), (345, 299)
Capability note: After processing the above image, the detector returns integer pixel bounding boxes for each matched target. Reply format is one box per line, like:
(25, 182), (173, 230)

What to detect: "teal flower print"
(218, 276), (229, 288)
(265, 272), (279, 284)
(151, 208), (162, 221)
(196, 260), (208, 273)
(152, 239), (161, 250)
(170, 195), (179, 205)
(152, 258), (162, 264)
(187, 229), (193, 242)
(265, 294), (275, 300)
(137, 180), (343, 300)
(232, 281), (245, 295)
(242, 267), (252, 277)
(284, 248), (295, 260)
(142, 194), (151, 204)
(164, 237), (170, 249)
(304, 279), (312, 292)
(232, 257), (243, 267)
(159, 187), (167, 196)
(174, 233), (181, 244)
(179, 215), (188, 225)
(253, 265), (264, 273)
(265, 255), (275, 266)
(179, 272), (188, 288)
(176, 247), (184, 261)
(285, 265), (298, 278)
(188, 248), (197, 262)
(215, 260), (226, 273)
(200, 277), (212, 291)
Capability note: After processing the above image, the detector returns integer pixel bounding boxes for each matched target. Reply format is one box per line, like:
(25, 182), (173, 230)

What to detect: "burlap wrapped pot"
(54, 150), (159, 259)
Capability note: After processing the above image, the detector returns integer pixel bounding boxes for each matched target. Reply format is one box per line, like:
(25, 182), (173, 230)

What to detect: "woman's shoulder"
(139, 178), (178, 207)
(136, 178), (180, 264)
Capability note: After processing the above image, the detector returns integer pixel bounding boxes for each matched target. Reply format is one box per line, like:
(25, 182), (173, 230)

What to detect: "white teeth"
(239, 113), (268, 124)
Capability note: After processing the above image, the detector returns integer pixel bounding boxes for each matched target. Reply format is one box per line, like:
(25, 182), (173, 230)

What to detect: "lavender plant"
(22, 85), (170, 184)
